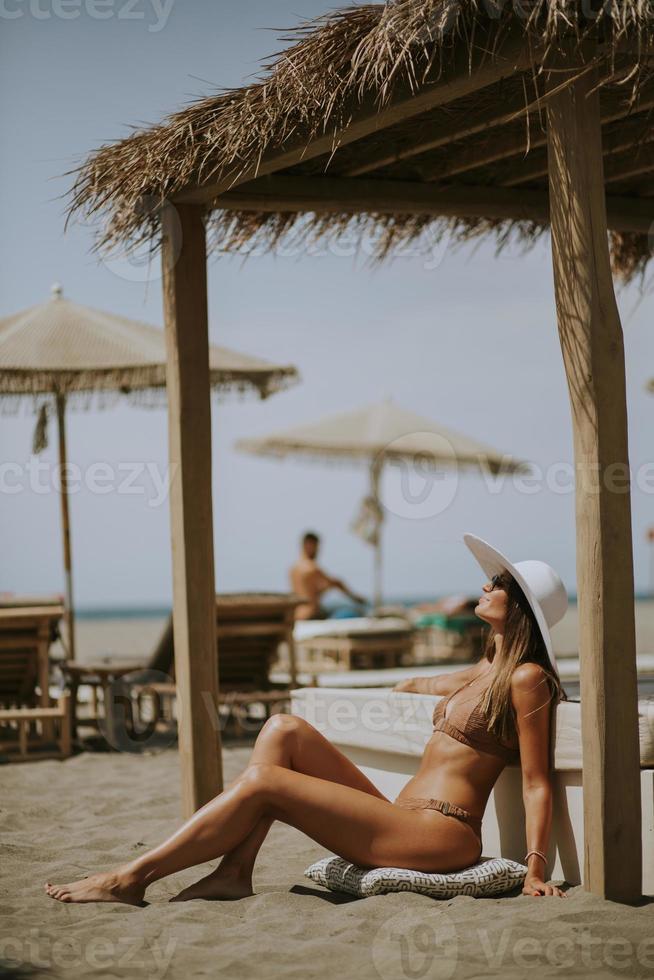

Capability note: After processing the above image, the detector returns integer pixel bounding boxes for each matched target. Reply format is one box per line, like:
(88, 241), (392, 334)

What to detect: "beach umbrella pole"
(373, 535), (382, 613)
(370, 458), (384, 612)
(56, 393), (76, 661)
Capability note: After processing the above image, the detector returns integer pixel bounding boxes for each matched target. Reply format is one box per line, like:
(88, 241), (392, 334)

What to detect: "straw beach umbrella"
(0, 284), (298, 658)
(236, 398), (526, 609)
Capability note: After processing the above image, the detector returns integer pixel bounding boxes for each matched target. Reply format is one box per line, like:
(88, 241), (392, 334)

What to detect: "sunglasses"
(489, 573), (509, 591)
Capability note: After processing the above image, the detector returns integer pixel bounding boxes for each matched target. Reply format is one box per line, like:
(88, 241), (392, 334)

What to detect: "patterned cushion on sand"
(304, 856), (527, 899)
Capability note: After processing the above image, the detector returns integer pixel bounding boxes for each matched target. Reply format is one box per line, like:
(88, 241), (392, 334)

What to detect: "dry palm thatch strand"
(0, 367), (297, 416)
(64, 0), (654, 281)
(0, 366), (295, 402)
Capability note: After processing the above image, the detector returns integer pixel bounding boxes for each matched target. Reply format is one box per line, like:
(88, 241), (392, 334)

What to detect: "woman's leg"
(45, 714), (389, 905)
(45, 763), (477, 906)
(172, 713), (389, 900)
(45, 765), (276, 906)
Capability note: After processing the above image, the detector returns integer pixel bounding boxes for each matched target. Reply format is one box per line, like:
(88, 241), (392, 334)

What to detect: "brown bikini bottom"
(394, 796), (483, 856)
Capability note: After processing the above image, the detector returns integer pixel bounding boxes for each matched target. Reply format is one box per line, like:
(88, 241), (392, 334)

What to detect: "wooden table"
(61, 661), (143, 742)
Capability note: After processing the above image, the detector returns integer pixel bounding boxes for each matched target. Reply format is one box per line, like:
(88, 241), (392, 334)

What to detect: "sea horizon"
(73, 593), (654, 620)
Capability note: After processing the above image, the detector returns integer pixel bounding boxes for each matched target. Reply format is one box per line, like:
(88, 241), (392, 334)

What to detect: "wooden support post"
(546, 50), (642, 902)
(37, 620), (54, 740)
(162, 202), (223, 818)
(36, 621), (51, 709)
(59, 693), (72, 758)
(285, 607), (298, 689)
(56, 394), (75, 661)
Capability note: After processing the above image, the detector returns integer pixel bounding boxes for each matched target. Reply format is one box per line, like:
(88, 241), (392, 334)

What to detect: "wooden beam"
(215, 174), (654, 234)
(218, 175), (549, 220)
(546, 50), (641, 902)
(342, 85), (545, 177)
(503, 111), (654, 187)
(175, 31), (538, 205)
(423, 124), (548, 182)
(604, 143), (654, 183)
(424, 98), (654, 183)
(342, 55), (645, 178)
(161, 202), (223, 819)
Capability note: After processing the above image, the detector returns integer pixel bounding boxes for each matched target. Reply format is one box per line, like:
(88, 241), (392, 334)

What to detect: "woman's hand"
(522, 876), (567, 897)
(392, 678), (417, 693)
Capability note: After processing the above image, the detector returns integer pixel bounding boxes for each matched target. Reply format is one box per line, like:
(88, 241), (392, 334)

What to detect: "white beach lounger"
(293, 616), (412, 641)
(293, 617), (414, 672)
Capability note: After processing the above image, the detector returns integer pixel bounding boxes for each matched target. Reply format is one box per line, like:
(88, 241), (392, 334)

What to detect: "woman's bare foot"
(170, 863), (253, 902)
(44, 867), (146, 906)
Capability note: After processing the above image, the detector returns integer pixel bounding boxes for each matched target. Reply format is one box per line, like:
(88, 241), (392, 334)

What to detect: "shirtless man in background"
(289, 531), (366, 620)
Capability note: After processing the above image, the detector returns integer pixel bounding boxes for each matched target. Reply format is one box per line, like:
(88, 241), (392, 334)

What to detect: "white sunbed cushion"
(292, 688), (654, 769)
(293, 617), (411, 642)
(304, 855), (528, 898)
(553, 695), (654, 768)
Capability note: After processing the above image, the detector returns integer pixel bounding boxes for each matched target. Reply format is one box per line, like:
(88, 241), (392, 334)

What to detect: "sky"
(1, 0), (653, 608)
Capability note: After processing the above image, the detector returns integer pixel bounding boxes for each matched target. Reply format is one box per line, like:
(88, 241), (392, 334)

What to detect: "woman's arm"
(511, 663), (566, 898)
(392, 659), (487, 695)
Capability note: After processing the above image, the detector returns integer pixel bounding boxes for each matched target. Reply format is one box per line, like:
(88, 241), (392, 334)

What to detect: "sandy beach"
(2, 744), (653, 980)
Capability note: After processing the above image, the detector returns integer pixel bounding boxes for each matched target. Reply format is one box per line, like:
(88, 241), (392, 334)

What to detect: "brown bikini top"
(432, 676), (520, 763)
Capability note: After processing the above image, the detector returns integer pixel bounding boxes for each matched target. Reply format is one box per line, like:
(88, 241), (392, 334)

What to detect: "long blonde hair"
(477, 572), (567, 746)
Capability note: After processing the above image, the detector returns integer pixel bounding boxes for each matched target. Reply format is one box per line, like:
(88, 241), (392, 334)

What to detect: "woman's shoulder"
(510, 662), (549, 689)
(509, 662), (556, 713)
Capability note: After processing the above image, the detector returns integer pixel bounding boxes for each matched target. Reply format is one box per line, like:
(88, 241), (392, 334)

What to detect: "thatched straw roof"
(66, 0), (654, 283)
(0, 285), (298, 407)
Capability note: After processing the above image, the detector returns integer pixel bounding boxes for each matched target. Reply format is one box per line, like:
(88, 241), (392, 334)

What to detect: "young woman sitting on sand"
(45, 533), (568, 905)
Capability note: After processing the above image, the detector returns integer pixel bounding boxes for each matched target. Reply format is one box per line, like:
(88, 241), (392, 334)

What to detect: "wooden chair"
(133, 593), (302, 737)
(63, 593), (301, 740)
(0, 605), (71, 761)
(0, 694), (71, 761)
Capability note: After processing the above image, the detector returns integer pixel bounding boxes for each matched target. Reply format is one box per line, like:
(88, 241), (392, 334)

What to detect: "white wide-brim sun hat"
(463, 533), (568, 672)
